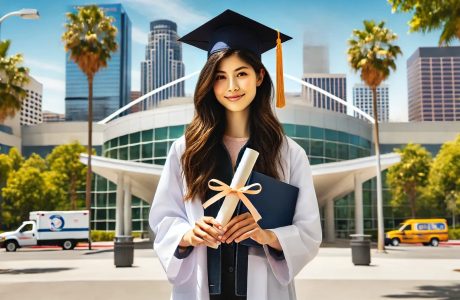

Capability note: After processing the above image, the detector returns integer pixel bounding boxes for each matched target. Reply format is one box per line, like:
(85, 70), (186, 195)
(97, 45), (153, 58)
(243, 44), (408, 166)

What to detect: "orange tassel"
(276, 30), (285, 108)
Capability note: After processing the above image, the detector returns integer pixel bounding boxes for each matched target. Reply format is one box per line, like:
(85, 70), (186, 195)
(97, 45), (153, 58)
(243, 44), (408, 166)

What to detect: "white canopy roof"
(80, 153), (400, 206)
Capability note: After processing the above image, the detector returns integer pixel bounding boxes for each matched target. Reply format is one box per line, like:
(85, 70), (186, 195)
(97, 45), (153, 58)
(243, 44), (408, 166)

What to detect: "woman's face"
(213, 53), (264, 113)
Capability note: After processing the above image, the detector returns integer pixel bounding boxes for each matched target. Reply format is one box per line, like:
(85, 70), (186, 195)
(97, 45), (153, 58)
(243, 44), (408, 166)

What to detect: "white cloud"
(33, 75), (65, 94)
(24, 58), (65, 74)
(132, 26), (148, 45)
(123, 0), (209, 29)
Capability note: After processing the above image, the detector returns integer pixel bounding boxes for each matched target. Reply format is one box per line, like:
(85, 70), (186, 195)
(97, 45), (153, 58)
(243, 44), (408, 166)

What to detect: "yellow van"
(385, 219), (448, 247)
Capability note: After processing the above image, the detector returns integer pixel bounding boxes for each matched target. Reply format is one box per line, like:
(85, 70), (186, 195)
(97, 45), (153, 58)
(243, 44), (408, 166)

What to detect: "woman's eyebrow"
(216, 66), (249, 73)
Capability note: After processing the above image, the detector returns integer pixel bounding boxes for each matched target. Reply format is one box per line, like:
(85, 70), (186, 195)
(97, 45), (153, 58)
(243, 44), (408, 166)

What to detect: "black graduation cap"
(178, 9), (292, 58)
(178, 9), (292, 108)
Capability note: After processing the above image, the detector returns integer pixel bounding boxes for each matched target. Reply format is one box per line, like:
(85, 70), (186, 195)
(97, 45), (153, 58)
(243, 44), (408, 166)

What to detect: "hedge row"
(448, 228), (460, 240)
(90, 230), (143, 242)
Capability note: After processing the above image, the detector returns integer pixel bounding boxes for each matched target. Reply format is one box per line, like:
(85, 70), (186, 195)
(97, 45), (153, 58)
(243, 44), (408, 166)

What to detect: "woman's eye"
(237, 72), (247, 77)
(215, 75), (226, 81)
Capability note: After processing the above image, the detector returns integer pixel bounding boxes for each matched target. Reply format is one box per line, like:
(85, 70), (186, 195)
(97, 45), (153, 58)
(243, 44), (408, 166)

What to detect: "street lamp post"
(0, 9), (40, 40)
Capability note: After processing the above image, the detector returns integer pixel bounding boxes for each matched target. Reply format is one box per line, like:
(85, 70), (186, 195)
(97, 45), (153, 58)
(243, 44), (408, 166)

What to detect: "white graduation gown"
(149, 135), (322, 300)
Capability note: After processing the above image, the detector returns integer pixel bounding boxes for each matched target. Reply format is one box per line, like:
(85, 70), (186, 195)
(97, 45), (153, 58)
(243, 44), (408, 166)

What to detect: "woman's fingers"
(222, 214), (254, 242)
(196, 219), (224, 241)
(189, 235), (205, 247)
(234, 228), (259, 243)
(223, 213), (250, 232)
(203, 216), (224, 232)
(225, 222), (258, 243)
(193, 226), (219, 244)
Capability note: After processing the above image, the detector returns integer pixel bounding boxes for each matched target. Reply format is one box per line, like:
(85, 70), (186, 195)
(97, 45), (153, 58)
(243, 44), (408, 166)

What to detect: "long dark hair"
(181, 49), (285, 201)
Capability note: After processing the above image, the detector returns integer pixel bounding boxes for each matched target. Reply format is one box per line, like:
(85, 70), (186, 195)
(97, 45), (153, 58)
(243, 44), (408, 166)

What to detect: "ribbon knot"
(202, 179), (262, 222)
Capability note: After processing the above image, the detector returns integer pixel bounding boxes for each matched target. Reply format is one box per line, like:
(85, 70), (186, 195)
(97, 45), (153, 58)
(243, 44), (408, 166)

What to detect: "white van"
(0, 210), (90, 252)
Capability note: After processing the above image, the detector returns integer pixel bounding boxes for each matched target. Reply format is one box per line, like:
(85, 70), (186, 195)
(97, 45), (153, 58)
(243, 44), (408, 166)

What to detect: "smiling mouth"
(225, 94), (245, 101)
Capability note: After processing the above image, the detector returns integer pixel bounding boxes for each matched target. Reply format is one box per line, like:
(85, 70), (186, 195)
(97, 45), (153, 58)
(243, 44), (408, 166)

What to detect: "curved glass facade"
(91, 123), (373, 235)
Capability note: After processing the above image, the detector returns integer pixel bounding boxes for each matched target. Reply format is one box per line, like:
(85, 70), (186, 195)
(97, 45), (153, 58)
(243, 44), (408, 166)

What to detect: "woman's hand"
(221, 212), (282, 251)
(179, 216), (224, 248)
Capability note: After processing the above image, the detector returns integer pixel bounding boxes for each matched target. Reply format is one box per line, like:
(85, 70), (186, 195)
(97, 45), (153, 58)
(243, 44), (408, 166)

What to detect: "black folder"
(238, 171), (299, 247)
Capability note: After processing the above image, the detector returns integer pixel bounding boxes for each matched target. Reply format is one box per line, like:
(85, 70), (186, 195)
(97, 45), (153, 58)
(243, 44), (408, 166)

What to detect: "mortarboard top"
(178, 9), (292, 58)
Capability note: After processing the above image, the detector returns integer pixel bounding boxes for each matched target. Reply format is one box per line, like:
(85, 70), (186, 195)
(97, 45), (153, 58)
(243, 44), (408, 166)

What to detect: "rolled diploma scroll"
(215, 148), (259, 227)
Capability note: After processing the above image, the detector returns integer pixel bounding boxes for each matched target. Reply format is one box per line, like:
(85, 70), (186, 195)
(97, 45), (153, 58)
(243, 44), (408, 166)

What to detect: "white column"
(124, 179), (132, 236)
(325, 198), (335, 242)
(115, 173), (125, 237)
(354, 174), (364, 235)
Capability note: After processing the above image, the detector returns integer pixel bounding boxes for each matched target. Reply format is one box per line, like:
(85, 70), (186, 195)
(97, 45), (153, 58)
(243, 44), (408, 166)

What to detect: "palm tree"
(62, 5), (117, 227)
(389, 0), (460, 46)
(347, 20), (402, 252)
(0, 40), (29, 122)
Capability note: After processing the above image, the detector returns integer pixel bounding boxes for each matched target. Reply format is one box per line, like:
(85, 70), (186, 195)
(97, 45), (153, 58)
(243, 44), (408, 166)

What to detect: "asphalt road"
(0, 243), (459, 300)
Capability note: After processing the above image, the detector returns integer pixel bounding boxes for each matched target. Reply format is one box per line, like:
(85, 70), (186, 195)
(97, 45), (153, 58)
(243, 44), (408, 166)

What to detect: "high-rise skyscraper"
(302, 74), (347, 114)
(407, 46), (460, 121)
(141, 20), (185, 109)
(303, 45), (329, 74)
(302, 44), (346, 114)
(353, 83), (389, 122)
(20, 75), (43, 125)
(65, 3), (131, 121)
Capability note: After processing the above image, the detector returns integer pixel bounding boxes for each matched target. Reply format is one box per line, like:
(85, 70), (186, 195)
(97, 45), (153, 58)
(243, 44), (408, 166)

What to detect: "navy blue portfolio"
(239, 171), (299, 247)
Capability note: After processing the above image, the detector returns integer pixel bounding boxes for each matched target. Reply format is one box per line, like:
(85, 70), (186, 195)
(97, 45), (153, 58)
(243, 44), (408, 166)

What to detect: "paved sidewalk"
(0, 242), (459, 300)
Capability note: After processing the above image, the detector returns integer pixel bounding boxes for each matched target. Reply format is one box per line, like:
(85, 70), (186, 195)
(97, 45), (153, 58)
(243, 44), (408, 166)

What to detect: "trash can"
(114, 236), (134, 267)
(350, 234), (371, 266)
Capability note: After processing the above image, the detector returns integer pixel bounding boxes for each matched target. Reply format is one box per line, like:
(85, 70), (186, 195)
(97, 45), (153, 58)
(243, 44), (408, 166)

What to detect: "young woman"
(149, 10), (322, 300)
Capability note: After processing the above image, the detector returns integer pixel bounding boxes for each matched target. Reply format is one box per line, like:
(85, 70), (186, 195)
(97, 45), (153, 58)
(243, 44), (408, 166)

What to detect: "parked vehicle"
(0, 210), (90, 252)
(385, 218), (448, 247)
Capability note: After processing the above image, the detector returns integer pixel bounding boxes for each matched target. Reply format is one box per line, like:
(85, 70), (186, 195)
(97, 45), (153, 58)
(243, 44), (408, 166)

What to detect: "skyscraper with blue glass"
(141, 20), (185, 109)
(65, 3), (131, 121)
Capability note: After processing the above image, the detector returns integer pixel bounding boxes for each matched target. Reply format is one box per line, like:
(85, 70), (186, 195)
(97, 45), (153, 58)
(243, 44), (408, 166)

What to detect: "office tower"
(407, 46), (460, 121)
(20, 76), (43, 125)
(141, 20), (185, 109)
(353, 83), (389, 122)
(302, 74), (347, 114)
(65, 3), (132, 121)
(303, 45), (329, 74)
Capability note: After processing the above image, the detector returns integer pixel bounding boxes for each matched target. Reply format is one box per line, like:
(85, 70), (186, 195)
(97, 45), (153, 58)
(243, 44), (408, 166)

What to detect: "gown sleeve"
(262, 139), (322, 286)
(149, 138), (196, 285)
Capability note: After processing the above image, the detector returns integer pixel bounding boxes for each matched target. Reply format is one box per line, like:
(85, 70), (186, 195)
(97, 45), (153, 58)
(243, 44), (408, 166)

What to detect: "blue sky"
(1, 0), (458, 121)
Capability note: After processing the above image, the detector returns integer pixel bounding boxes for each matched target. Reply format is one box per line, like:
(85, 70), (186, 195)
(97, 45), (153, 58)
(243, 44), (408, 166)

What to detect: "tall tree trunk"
(86, 76), (93, 249)
(372, 87), (385, 252)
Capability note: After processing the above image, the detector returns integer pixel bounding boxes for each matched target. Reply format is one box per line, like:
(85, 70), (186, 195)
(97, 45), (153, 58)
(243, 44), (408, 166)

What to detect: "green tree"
(348, 20), (402, 251)
(62, 5), (118, 216)
(46, 142), (89, 210)
(0, 148), (23, 230)
(0, 153), (11, 230)
(0, 40), (29, 122)
(388, 0), (460, 46)
(386, 144), (432, 218)
(2, 154), (47, 228)
(8, 147), (23, 171)
(428, 134), (460, 227)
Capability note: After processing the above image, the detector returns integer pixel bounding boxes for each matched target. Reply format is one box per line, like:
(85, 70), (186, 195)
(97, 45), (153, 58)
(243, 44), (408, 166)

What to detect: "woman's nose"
(227, 79), (240, 92)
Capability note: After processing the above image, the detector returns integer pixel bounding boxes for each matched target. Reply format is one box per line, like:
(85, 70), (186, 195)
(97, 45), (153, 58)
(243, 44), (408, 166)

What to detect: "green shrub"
(91, 230), (115, 242)
(90, 231), (146, 241)
(448, 228), (460, 240)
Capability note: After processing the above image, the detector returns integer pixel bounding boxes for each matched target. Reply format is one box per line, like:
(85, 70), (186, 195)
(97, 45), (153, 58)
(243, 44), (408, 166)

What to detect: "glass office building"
(141, 20), (185, 109)
(65, 3), (132, 122)
(407, 46), (460, 121)
(302, 74), (347, 114)
(90, 101), (374, 235)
